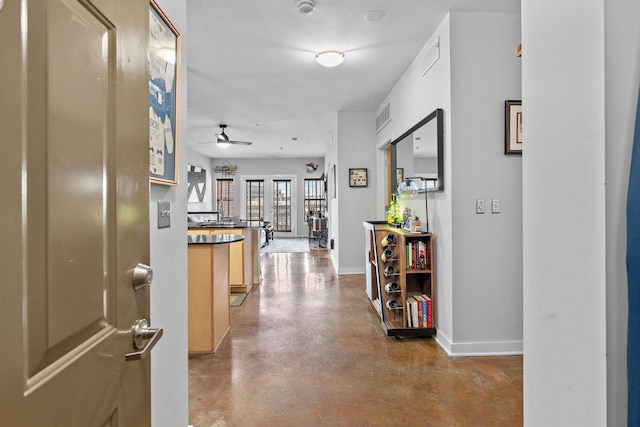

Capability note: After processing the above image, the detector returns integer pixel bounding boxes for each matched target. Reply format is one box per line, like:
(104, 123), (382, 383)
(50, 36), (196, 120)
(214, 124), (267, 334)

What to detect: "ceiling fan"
(199, 124), (252, 146)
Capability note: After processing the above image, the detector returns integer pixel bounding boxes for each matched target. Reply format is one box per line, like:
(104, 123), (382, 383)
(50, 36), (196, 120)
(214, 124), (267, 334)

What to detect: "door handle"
(132, 263), (153, 290)
(125, 319), (163, 361)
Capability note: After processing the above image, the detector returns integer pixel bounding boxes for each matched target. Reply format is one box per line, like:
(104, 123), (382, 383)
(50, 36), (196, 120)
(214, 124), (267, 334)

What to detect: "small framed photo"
(505, 100), (522, 155)
(349, 168), (368, 187)
(396, 168), (404, 184)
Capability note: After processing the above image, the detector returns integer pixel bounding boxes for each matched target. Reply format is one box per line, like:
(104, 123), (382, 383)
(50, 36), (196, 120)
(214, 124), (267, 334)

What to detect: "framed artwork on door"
(149, 0), (181, 185)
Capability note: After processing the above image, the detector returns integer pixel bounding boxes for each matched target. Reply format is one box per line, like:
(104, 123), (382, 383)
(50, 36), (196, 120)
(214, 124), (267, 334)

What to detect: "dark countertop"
(188, 234), (245, 245)
(188, 220), (265, 229)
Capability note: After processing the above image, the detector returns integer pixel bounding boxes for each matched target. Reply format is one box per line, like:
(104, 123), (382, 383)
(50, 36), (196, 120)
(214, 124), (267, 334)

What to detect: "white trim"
(377, 141), (392, 220)
(337, 267), (365, 275)
(435, 330), (523, 356)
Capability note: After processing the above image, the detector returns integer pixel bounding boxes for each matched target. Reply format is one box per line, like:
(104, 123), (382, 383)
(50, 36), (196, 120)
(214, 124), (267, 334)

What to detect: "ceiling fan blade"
(198, 124), (253, 146)
(227, 140), (252, 145)
(196, 140), (252, 146)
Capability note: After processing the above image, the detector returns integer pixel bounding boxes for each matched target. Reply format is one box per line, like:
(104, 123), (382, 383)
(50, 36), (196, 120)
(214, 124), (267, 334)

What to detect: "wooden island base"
(187, 234), (242, 353)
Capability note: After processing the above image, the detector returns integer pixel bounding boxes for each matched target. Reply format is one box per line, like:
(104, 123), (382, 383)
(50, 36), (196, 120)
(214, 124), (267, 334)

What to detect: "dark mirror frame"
(390, 108), (444, 193)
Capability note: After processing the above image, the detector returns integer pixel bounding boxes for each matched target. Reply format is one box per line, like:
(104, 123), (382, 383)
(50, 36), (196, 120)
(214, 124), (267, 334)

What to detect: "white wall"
(336, 112), (378, 274)
(605, 1), (640, 424)
(448, 12), (522, 354)
(323, 118), (339, 270)
(150, 1), (189, 426)
(522, 0), (640, 424)
(522, 0), (607, 425)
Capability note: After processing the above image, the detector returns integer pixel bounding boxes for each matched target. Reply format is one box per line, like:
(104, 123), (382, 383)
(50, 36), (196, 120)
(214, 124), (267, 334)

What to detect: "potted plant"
(306, 209), (315, 226)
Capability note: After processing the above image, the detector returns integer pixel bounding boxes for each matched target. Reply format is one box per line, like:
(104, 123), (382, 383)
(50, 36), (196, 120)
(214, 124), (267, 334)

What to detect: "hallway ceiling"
(186, 0), (520, 159)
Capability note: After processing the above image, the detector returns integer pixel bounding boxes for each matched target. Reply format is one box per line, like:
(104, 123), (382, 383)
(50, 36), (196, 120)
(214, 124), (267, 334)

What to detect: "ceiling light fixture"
(364, 10), (384, 23)
(315, 50), (345, 68)
(297, 0), (316, 15)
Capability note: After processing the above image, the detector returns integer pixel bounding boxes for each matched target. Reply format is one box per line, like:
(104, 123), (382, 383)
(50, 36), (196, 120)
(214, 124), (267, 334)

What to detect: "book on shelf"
(423, 294), (433, 328)
(406, 296), (415, 327)
(405, 240), (429, 270)
(412, 295), (421, 327)
(414, 295), (424, 327)
(405, 294), (433, 328)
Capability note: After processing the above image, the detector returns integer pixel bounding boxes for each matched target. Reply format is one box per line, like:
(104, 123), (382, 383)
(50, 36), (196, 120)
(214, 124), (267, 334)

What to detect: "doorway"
(240, 175), (297, 237)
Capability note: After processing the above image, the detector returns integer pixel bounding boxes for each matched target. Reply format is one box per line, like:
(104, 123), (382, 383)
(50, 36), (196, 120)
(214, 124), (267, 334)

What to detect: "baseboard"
(337, 267), (365, 275)
(435, 330), (523, 356)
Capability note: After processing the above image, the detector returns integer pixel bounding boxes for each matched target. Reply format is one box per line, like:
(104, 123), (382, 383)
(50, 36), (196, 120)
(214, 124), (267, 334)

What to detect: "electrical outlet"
(491, 198), (500, 214)
(475, 199), (485, 214)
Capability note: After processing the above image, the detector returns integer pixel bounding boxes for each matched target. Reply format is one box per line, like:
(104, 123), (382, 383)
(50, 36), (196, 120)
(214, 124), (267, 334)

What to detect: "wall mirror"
(391, 108), (444, 193)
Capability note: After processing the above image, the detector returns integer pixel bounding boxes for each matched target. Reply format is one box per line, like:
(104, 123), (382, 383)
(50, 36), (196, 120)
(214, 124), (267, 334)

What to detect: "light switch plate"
(491, 199), (500, 214)
(475, 199), (485, 214)
(158, 201), (171, 228)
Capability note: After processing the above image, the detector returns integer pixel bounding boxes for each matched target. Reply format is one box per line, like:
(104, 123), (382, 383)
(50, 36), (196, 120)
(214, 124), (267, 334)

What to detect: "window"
(245, 179), (264, 221)
(304, 178), (325, 219)
(272, 180), (292, 232)
(216, 179), (234, 218)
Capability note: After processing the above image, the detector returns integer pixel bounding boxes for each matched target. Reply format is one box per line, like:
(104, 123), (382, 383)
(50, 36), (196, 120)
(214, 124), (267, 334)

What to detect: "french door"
(273, 179), (292, 232)
(241, 175), (297, 237)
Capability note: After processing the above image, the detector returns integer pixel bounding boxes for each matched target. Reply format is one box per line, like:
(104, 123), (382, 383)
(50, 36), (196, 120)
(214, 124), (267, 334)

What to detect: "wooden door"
(0, 0), (154, 425)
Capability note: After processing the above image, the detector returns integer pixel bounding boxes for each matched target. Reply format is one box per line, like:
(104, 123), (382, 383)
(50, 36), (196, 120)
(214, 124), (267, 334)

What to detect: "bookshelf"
(363, 222), (435, 337)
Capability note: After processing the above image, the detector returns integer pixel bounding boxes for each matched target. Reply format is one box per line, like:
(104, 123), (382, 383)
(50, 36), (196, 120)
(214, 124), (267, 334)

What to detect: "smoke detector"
(297, 0), (316, 15)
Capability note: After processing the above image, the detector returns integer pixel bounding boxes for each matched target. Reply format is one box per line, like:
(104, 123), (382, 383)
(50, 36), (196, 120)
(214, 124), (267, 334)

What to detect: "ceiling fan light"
(315, 50), (345, 68)
(297, 0), (316, 15)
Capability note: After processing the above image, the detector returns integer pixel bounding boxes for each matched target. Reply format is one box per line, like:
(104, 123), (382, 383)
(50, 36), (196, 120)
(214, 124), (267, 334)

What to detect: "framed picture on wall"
(349, 168), (368, 187)
(327, 164), (336, 199)
(187, 165), (207, 203)
(149, 0), (181, 185)
(505, 100), (522, 155)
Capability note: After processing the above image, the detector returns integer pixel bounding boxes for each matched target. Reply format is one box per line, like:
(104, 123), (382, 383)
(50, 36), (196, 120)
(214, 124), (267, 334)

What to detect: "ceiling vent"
(376, 102), (391, 133)
(297, 0), (316, 15)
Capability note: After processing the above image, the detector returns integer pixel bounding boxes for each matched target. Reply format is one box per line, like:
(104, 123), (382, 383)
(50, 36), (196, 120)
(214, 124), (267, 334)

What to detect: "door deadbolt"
(132, 263), (153, 290)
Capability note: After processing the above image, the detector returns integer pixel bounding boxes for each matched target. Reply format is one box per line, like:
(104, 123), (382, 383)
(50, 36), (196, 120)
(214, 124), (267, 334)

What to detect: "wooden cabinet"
(188, 243), (230, 352)
(188, 227), (259, 293)
(364, 222), (435, 337)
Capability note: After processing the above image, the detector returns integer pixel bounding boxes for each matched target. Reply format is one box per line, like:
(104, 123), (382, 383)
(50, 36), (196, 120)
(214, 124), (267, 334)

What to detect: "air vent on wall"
(422, 36), (440, 76)
(376, 102), (391, 133)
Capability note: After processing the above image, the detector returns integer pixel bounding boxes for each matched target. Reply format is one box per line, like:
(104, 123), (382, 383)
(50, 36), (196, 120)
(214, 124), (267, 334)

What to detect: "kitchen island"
(188, 233), (244, 353)
(188, 220), (261, 294)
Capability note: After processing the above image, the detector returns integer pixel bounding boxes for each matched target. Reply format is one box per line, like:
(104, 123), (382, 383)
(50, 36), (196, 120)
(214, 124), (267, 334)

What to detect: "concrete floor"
(189, 250), (523, 426)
